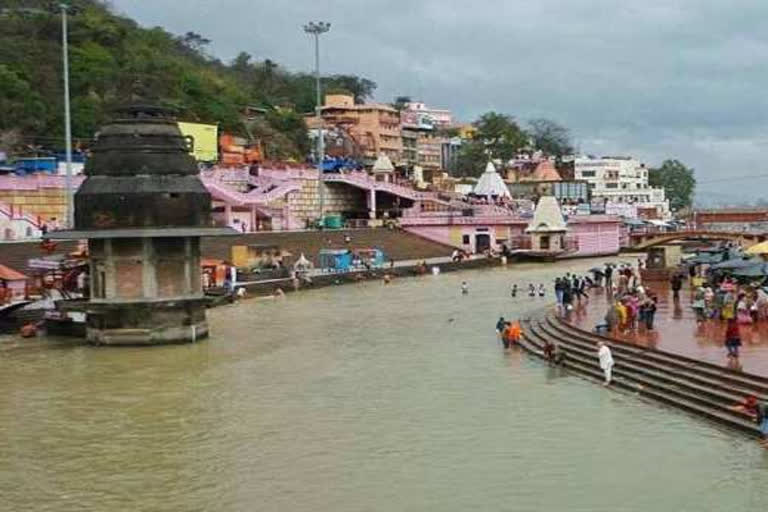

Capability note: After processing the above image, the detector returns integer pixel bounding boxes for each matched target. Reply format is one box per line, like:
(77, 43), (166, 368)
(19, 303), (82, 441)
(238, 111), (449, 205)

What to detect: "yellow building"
(178, 122), (219, 162)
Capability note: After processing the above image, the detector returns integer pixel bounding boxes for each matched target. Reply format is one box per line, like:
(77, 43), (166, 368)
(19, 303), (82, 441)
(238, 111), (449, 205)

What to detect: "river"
(2, 258), (768, 511)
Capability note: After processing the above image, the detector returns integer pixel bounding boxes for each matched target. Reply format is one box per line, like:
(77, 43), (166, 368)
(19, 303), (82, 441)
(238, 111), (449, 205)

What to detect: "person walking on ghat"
(597, 341), (615, 386)
(670, 273), (683, 302)
(604, 263), (614, 292)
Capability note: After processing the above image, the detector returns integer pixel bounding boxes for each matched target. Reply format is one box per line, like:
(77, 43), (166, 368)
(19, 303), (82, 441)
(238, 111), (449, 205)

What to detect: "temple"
(53, 106), (234, 345)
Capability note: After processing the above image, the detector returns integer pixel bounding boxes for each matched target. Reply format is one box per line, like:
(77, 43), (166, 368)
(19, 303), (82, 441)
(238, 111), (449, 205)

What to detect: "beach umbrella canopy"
(746, 241), (768, 255)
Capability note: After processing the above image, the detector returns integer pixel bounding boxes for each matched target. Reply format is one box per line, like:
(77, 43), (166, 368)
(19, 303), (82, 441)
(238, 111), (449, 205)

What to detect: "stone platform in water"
(565, 284), (768, 376)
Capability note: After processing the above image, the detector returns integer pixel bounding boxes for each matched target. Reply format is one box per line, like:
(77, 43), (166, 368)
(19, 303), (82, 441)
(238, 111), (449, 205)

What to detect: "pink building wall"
(567, 216), (621, 257)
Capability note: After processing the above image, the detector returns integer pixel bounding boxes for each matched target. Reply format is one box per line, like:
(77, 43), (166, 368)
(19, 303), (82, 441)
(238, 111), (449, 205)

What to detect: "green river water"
(2, 258), (768, 511)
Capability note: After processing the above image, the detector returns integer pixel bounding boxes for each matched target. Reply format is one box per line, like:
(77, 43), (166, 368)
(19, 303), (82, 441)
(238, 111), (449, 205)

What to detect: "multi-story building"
(416, 132), (443, 180)
(574, 156), (670, 219)
(404, 101), (453, 127)
(306, 94), (403, 166)
(440, 137), (461, 174)
(401, 128), (419, 168)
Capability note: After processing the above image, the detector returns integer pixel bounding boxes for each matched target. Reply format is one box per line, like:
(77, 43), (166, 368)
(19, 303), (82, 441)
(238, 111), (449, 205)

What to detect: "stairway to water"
(520, 309), (768, 436)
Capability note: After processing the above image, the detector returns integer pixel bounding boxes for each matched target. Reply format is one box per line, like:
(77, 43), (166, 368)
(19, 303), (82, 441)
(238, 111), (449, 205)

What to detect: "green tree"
(649, 159), (696, 211)
(392, 95), (411, 111)
(0, 0), (376, 159)
(528, 118), (573, 157)
(455, 112), (527, 177)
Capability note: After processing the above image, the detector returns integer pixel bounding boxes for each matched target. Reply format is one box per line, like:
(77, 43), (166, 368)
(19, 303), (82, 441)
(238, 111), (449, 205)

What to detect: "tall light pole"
(303, 21), (330, 225)
(61, 2), (74, 228)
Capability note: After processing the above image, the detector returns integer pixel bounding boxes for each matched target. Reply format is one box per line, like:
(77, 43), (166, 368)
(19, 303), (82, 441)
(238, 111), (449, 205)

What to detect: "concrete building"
(403, 101), (453, 127)
(416, 132), (443, 177)
(574, 156), (670, 219)
(0, 201), (42, 240)
(53, 106), (235, 345)
(307, 94), (403, 165)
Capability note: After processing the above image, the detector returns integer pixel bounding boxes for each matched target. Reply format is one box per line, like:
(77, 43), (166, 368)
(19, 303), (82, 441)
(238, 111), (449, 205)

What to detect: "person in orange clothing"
(508, 320), (522, 345)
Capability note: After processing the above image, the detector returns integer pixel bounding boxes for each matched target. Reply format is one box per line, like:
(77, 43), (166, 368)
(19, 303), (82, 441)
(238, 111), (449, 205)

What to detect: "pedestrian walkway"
(566, 283), (768, 376)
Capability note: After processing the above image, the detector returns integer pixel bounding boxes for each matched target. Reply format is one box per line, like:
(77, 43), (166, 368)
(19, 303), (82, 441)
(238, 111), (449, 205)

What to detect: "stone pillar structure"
(53, 106), (235, 345)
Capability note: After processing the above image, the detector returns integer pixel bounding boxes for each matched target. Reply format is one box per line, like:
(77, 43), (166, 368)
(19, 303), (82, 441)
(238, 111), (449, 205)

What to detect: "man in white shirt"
(597, 341), (614, 386)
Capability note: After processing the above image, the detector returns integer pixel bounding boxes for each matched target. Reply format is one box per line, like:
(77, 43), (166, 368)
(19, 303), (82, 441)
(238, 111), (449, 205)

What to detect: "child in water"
(461, 281), (469, 295)
(538, 284), (545, 297)
(511, 284), (518, 297)
(528, 283), (536, 297)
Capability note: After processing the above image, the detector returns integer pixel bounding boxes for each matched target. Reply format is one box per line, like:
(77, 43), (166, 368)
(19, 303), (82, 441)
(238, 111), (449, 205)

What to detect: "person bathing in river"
(461, 281), (469, 295)
(496, 317), (506, 335)
(538, 283), (545, 297)
(528, 283), (536, 297)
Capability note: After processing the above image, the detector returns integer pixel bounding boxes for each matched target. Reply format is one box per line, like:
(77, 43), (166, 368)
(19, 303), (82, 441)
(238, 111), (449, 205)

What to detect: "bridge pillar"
(368, 189), (376, 219)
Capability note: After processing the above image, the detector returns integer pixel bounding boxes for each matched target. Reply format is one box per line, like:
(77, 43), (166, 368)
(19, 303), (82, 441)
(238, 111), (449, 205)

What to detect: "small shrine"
(526, 196), (568, 253)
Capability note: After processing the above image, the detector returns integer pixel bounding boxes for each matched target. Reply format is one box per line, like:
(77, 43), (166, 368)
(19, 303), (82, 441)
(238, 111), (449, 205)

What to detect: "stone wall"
(287, 180), (367, 226)
(0, 188), (67, 225)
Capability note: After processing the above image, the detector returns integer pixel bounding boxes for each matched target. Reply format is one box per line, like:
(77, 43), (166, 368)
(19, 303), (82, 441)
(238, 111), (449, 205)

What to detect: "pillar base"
(84, 298), (210, 345)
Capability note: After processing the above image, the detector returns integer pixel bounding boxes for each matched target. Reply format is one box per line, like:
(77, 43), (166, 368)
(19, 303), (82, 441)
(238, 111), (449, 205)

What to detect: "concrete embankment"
(520, 308), (768, 436)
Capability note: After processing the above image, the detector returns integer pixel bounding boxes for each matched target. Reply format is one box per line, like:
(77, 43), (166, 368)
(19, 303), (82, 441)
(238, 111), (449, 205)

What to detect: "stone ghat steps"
(0, 229), (454, 273)
(532, 320), (758, 416)
(550, 314), (768, 394)
(520, 312), (762, 436)
(0, 241), (79, 273)
(200, 229), (454, 267)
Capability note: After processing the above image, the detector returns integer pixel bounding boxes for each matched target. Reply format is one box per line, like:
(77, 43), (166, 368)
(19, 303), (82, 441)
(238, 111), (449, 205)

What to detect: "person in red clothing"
(725, 318), (741, 358)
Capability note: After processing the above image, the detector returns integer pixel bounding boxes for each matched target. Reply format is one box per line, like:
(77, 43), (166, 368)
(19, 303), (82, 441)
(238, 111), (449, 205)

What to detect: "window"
(462, 235), (470, 245)
(580, 170), (596, 177)
(606, 183), (618, 189)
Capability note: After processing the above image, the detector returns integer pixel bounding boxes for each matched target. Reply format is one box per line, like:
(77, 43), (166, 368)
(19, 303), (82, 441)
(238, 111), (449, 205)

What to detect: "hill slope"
(0, 0), (376, 159)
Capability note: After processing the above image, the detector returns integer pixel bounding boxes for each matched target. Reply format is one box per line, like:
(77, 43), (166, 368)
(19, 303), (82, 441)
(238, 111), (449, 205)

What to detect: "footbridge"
(629, 230), (766, 250)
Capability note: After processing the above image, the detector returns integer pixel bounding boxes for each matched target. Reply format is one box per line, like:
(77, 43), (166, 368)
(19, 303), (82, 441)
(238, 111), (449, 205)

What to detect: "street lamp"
(303, 21), (330, 225)
(61, 2), (74, 228)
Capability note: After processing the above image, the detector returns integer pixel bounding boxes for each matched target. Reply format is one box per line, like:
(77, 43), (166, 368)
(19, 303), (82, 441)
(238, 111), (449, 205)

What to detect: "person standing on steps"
(725, 318), (741, 359)
(554, 277), (564, 305)
(670, 273), (683, 302)
(597, 341), (614, 386)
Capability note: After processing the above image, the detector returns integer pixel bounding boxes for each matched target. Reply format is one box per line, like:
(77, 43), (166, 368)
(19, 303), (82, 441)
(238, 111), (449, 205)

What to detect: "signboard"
(178, 122), (219, 162)
(401, 111), (435, 130)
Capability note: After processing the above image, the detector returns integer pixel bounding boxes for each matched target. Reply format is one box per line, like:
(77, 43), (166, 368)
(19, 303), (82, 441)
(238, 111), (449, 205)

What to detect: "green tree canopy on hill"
(0, 0), (376, 160)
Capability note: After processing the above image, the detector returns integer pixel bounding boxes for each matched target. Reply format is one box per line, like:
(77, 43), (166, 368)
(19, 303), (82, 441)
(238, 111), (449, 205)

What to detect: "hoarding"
(178, 122), (218, 162)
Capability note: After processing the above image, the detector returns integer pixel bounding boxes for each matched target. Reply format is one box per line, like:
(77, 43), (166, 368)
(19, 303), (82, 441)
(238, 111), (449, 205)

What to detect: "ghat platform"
(566, 284), (768, 377)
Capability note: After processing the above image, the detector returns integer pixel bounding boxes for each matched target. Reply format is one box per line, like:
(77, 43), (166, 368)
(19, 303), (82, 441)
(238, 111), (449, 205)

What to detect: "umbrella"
(731, 264), (768, 278)
(588, 267), (604, 273)
(710, 258), (760, 270)
(746, 241), (768, 255)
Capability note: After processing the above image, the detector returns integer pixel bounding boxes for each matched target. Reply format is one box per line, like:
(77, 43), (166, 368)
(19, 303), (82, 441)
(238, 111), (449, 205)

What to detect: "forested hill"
(0, 0), (377, 158)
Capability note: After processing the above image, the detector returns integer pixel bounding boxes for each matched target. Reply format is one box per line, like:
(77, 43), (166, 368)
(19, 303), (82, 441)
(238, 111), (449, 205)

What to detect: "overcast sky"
(111, 0), (768, 204)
